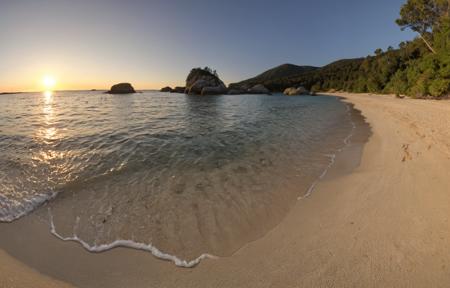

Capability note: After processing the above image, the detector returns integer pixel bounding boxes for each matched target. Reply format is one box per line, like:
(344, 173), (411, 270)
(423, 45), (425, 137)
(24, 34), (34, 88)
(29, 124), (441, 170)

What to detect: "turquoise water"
(0, 91), (356, 264)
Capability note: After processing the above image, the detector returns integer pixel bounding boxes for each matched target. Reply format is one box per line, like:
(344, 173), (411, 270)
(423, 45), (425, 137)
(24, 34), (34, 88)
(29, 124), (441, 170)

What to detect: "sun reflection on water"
(35, 91), (63, 161)
(44, 90), (53, 100)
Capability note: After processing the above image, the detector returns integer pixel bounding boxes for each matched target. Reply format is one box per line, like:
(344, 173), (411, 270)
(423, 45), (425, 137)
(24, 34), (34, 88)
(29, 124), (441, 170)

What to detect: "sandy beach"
(2, 93), (450, 287)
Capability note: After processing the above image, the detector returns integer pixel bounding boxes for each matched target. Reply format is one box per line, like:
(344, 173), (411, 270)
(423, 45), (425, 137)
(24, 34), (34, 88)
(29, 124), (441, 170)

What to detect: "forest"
(233, 0), (450, 98)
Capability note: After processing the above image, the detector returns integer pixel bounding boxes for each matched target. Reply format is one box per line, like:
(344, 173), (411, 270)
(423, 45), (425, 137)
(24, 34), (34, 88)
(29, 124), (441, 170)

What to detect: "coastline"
(2, 92), (450, 287)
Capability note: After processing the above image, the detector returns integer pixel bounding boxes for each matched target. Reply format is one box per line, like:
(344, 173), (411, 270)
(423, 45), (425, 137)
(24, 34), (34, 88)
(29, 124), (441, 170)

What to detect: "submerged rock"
(107, 83), (136, 94)
(283, 86), (309, 96)
(248, 84), (270, 95)
(185, 68), (227, 95)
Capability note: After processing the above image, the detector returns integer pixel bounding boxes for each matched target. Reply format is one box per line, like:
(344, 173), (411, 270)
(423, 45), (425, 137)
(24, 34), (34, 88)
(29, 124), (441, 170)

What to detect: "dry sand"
(1, 93), (450, 287)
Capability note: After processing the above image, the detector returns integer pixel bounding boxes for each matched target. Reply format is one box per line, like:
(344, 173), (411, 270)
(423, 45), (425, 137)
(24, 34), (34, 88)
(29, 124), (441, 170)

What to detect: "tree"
(396, 0), (450, 54)
(374, 48), (383, 56)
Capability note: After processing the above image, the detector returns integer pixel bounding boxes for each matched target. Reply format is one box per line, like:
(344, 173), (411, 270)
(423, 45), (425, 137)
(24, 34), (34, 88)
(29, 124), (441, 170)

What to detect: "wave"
(0, 191), (57, 222)
(48, 209), (217, 268)
(298, 102), (357, 200)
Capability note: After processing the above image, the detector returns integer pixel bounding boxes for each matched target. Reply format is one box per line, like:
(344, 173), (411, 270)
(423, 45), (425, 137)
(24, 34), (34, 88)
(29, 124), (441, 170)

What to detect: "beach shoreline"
(2, 92), (450, 287)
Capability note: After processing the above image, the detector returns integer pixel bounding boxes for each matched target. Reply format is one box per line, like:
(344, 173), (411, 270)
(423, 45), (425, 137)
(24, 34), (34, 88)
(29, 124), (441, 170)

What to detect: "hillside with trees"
(230, 64), (318, 90)
(230, 0), (449, 98)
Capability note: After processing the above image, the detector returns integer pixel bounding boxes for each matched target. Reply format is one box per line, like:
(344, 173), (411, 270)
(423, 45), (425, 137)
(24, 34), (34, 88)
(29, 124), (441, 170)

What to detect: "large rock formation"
(185, 68), (227, 95)
(248, 84), (270, 94)
(107, 83), (136, 94)
(283, 86), (309, 96)
(201, 86), (228, 95)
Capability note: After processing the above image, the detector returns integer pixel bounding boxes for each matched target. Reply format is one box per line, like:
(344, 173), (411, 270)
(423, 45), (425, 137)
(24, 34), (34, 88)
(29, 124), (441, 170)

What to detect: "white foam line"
(298, 102), (356, 200)
(48, 209), (217, 268)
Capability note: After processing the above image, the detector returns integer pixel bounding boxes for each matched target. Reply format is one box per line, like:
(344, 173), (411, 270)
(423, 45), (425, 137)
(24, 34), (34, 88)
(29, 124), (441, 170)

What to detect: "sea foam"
(48, 209), (217, 268)
(298, 103), (357, 200)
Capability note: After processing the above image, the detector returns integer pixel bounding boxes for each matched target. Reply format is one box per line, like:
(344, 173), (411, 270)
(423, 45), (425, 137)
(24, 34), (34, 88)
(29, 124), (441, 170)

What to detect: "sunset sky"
(0, 0), (415, 92)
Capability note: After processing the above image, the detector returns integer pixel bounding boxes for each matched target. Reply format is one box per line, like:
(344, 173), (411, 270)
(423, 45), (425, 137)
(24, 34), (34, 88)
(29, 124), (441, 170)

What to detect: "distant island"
(0, 92), (24, 95)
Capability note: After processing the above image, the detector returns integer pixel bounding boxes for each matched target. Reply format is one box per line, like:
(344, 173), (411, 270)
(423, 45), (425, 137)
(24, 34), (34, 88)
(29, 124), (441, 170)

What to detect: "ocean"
(0, 91), (359, 266)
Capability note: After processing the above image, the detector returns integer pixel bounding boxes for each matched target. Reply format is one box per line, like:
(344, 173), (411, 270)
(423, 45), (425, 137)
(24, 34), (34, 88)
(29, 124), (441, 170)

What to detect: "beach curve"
(1, 93), (450, 287)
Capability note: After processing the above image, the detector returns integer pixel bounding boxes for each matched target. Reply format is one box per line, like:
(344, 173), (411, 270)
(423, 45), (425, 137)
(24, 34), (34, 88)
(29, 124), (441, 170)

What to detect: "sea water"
(0, 91), (360, 265)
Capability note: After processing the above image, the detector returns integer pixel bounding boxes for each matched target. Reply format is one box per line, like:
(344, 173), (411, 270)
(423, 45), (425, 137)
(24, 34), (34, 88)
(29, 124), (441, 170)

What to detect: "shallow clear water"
(0, 91), (355, 263)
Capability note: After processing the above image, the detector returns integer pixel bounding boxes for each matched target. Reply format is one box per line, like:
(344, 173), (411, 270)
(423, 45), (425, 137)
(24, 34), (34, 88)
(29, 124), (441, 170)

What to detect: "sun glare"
(42, 75), (57, 90)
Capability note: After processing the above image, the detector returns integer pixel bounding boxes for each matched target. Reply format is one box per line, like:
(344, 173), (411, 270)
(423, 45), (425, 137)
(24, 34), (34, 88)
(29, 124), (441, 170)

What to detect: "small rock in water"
(107, 83), (136, 94)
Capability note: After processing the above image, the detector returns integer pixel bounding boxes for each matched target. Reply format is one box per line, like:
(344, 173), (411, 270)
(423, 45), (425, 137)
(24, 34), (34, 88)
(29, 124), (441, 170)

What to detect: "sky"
(0, 0), (416, 92)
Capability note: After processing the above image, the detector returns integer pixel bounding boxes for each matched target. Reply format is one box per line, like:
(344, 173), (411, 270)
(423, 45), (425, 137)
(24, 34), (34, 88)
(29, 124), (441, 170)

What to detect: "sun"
(42, 75), (57, 90)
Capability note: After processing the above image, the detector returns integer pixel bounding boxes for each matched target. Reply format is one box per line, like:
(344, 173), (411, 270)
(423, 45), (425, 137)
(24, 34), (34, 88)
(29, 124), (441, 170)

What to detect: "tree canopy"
(396, 0), (450, 53)
(229, 0), (449, 98)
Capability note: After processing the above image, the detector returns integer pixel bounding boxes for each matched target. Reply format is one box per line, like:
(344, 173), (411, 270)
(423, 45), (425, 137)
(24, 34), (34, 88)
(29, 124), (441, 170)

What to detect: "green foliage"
(429, 79), (450, 96)
(202, 66), (219, 77)
(191, 66), (219, 78)
(228, 0), (450, 98)
(396, 0), (448, 34)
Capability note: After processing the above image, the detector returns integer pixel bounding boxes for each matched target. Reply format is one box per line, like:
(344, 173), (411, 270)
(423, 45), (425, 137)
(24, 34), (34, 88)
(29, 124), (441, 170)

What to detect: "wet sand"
(2, 93), (450, 287)
(0, 249), (73, 288)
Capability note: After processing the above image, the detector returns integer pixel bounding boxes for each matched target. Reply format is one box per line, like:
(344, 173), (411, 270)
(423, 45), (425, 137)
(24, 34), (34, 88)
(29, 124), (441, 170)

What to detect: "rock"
(201, 86), (228, 95)
(248, 84), (270, 94)
(228, 88), (247, 95)
(188, 79), (209, 94)
(107, 83), (136, 94)
(283, 86), (309, 96)
(185, 68), (226, 95)
(160, 86), (172, 92)
(171, 86), (186, 93)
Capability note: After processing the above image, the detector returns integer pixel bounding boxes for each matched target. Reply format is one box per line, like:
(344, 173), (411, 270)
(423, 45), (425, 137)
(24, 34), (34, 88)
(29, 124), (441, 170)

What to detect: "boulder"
(283, 86), (309, 96)
(188, 79), (209, 94)
(160, 86), (172, 92)
(171, 86), (186, 93)
(248, 84), (270, 94)
(107, 83), (136, 94)
(201, 86), (227, 95)
(228, 88), (247, 95)
(185, 68), (226, 95)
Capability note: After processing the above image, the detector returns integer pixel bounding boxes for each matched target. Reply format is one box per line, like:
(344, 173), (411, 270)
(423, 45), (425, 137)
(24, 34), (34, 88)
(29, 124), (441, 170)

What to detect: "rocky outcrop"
(160, 86), (186, 93)
(160, 86), (172, 92)
(228, 88), (247, 95)
(171, 86), (186, 93)
(283, 86), (309, 96)
(248, 84), (270, 94)
(201, 86), (227, 95)
(107, 83), (136, 94)
(185, 68), (227, 95)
